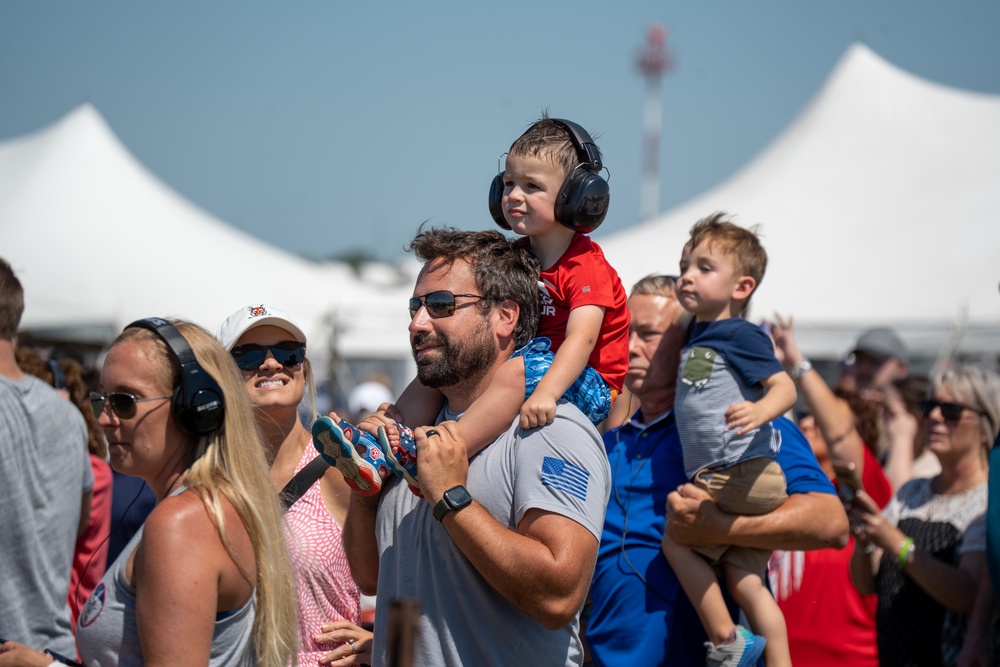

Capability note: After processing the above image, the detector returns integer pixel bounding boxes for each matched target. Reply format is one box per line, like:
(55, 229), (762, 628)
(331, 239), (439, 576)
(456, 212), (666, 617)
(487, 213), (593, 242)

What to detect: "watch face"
(444, 485), (472, 509)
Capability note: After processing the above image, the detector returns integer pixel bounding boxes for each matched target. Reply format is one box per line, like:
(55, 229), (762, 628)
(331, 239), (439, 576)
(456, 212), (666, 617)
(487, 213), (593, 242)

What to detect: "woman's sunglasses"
(230, 341), (306, 371)
(920, 399), (979, 421)
(90, 391), (171, 420)
(408, 291), (488, 319)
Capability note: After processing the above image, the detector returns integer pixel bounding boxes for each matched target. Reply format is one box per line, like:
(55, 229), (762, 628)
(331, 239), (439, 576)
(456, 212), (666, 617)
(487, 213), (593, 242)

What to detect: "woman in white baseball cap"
(218, 304), (373, 666)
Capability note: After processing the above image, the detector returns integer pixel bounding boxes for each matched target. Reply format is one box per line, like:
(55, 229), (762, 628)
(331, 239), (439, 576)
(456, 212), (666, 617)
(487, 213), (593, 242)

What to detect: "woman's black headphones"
(47, 358), (67, 390)
(126, 318), (225, 436)
(488, 118), (610, 234)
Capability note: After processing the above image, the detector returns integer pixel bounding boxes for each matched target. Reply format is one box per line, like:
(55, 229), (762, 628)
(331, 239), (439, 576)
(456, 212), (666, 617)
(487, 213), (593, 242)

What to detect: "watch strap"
(432, 496), (452, 522)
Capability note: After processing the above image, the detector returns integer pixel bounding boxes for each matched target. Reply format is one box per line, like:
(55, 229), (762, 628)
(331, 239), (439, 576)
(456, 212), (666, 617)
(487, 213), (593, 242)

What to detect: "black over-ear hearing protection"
(47, 358), (67, 390)
(126, 318), (225, 436)
(489, 118), (611, 234)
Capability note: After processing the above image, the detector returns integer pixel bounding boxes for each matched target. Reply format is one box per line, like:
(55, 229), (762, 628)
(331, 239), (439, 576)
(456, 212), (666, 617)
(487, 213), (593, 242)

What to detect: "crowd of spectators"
(1, 114), (997, 666)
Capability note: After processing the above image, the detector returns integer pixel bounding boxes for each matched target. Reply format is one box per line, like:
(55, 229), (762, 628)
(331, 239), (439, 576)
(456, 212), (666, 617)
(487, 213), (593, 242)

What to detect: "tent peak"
(51, 103), (125, 150)
(22, 103), (115, 144)
(829, 42), (1000, 103)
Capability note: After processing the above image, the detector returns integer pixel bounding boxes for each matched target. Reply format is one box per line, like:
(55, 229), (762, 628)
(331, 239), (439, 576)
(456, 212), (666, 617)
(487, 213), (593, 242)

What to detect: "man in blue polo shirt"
(587, 275), (849, 666)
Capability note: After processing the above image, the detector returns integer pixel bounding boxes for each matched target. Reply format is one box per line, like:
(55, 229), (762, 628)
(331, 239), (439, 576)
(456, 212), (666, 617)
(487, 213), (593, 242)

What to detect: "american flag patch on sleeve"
(541, 456), (589, 502)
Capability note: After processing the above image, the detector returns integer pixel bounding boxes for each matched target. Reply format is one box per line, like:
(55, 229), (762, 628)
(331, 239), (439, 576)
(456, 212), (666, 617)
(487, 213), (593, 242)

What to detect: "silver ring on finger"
(347, 638), (356, 654)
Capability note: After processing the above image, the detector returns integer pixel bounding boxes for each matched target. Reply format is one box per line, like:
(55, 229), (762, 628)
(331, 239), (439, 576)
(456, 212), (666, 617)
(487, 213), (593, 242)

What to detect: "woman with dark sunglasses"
(1, 319), (298, 667)
(848, 364), (1000, 665)
(218, 304), (373, 666)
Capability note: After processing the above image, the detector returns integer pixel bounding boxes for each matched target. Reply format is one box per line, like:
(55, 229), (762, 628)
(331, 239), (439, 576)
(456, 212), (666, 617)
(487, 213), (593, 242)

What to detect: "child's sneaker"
(375, 423), (421, 497)
(312, 416), (391, 495)
(704, 626), (765, 667)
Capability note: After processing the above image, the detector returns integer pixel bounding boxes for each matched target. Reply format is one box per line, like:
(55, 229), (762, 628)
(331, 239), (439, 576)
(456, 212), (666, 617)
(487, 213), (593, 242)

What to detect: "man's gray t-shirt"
(372, 403), (611, 667)
(0, 374), (92, 657)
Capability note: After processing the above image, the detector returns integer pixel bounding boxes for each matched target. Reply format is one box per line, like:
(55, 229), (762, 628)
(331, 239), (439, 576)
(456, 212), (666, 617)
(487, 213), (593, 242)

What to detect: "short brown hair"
(408, 226), (541, 349)
(508, 114), (585, 182)
(0, 258), (25, 340)
(686, 212), (767, 313)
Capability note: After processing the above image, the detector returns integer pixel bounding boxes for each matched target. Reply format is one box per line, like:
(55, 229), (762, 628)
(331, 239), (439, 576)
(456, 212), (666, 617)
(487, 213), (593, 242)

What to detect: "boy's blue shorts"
(511, 337), (614, 426)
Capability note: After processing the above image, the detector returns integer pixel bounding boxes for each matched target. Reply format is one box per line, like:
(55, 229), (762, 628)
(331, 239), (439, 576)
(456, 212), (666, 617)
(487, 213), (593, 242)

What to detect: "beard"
(411, 321), (497, 389)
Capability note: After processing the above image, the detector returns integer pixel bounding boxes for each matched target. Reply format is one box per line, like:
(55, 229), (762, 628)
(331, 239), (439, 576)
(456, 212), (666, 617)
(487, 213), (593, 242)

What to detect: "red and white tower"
(636, 24), (672, 222)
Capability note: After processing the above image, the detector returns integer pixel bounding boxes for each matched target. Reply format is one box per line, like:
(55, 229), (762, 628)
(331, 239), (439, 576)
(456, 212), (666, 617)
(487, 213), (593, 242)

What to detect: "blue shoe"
(704, 626), (765, 667)
(375, 424), (421, 496)
(312, 417), (390, 495)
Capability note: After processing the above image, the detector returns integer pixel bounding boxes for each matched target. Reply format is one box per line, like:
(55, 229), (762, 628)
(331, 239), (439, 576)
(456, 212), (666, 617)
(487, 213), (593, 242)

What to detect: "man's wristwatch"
(433, 485), (473, 522)
(789, 358), (813, 380)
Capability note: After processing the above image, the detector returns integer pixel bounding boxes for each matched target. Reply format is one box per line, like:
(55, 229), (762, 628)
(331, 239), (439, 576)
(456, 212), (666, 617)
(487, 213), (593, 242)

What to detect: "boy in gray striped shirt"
(662, 212), (797, 667)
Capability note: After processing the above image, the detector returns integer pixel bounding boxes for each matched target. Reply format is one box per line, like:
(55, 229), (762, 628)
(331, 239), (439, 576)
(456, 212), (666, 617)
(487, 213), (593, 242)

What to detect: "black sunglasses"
(90, 391), (171, 420)
(920, 398), (979, 421)
(230, 341), (306, 371)
(408, 291), (489, 319)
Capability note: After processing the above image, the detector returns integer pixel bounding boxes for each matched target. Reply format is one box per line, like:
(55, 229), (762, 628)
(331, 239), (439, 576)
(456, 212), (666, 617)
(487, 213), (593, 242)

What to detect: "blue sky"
(2, 1), (998, 262)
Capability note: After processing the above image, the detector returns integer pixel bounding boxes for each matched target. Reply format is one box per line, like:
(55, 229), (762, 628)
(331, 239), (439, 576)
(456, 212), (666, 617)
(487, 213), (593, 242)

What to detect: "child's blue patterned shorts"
(512, 336), (614, 426)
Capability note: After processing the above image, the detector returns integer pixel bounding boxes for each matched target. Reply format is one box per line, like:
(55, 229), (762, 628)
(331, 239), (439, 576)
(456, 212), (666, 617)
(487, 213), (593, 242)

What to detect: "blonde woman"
(0, 318), (297, 666)
(849, 364), (1000, 666)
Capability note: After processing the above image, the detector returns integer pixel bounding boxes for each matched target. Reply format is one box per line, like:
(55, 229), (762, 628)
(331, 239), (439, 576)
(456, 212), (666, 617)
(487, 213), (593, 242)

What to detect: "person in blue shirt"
(586, 274), (848, 667)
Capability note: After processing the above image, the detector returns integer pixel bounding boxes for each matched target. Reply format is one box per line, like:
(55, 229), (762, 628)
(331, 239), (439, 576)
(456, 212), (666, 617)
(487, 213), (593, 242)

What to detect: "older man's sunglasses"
(230, 341), (306, 371)
(90, 391), (171, 420)
(408, 291), (489, 319)
(920, 399), (979, 421)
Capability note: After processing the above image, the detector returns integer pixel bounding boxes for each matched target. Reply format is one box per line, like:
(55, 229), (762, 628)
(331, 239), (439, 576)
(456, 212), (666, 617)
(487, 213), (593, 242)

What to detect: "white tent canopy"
(0, 104), (415, 362)
(597, 44), (1000, 360)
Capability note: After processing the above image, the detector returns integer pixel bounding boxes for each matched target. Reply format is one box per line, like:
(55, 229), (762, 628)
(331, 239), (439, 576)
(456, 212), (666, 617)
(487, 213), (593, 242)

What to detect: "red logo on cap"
(249, 305), (267, 318)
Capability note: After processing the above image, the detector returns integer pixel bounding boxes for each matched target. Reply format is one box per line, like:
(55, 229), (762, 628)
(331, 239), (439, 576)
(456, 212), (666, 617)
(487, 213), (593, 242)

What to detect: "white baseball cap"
(217, 304), (307, 351)
(348, 380), (394, 417)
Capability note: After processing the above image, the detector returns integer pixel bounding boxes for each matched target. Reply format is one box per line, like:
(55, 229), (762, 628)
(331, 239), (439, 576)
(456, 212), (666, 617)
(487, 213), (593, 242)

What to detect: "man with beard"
(340, 227), (611, 667)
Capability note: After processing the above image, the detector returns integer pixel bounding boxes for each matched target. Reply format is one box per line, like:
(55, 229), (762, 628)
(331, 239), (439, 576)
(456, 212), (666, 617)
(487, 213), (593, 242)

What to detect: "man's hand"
(665, 483), (722, 547)
(414, 420), (469, 504)
(519, 392), (558, 429)
(669, 482), (849, 551)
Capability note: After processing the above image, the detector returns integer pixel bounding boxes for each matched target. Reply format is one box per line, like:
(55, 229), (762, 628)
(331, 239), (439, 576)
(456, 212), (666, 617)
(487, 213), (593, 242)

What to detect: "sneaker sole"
(736, 636), (766, 667)
(313, 417), (379, 494)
